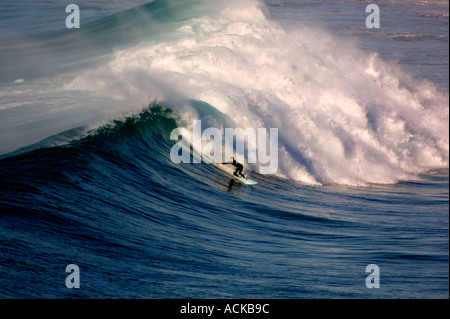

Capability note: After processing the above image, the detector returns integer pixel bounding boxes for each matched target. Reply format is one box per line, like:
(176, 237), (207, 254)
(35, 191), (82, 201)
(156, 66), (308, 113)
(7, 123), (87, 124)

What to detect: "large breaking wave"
(1, 0), (448, 185)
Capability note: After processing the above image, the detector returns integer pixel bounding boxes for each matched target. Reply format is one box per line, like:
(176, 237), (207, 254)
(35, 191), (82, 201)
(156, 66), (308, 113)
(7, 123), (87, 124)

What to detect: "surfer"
(220, 157), (247, 181)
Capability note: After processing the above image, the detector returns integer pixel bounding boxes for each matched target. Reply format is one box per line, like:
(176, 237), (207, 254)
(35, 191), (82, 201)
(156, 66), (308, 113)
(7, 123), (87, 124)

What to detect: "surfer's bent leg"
(236, 164), (245, 178)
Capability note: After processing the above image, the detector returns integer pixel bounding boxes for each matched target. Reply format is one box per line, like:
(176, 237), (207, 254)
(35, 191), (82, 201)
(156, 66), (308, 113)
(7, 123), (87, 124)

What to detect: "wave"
(1, 0), (449, 186)
(0, 0), (217, 83)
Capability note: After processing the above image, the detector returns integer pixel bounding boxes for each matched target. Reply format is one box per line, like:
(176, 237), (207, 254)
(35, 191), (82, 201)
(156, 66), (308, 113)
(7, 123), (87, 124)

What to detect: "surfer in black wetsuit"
(220, 157), (247, 181)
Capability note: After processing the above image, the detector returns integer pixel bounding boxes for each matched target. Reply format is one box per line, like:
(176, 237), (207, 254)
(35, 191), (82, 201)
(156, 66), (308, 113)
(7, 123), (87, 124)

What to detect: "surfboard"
(234, 176), (258, 185)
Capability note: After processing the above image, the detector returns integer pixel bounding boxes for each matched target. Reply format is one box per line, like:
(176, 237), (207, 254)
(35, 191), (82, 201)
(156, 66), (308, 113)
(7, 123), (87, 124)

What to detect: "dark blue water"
(0, 0), (448, 299)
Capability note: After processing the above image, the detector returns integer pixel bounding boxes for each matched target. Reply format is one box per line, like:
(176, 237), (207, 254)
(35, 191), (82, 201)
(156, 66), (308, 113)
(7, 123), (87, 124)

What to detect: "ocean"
(0, 0), (448, 299)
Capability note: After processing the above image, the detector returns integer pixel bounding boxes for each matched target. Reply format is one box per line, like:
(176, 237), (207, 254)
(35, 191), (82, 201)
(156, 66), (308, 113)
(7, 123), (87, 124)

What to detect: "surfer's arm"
(220, 162), (232, 165)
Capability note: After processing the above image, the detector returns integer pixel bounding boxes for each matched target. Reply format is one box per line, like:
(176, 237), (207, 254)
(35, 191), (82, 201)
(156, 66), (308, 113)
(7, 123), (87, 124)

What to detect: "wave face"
(1, 104), (448, 299)
(1, 0), (449, 185)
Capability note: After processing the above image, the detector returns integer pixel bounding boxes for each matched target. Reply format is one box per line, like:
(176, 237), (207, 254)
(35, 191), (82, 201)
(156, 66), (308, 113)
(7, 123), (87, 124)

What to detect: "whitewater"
(0, 0), (448, 299)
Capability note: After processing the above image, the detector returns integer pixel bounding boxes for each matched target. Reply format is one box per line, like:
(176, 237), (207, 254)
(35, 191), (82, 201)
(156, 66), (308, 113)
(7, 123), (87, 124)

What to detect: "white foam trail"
(55, 0), (450, 184)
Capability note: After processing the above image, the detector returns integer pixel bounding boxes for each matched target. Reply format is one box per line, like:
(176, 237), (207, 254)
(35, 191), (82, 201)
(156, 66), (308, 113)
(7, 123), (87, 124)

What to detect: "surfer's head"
(230, 156), (234, 162)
